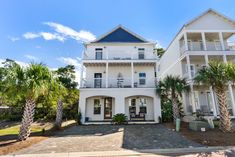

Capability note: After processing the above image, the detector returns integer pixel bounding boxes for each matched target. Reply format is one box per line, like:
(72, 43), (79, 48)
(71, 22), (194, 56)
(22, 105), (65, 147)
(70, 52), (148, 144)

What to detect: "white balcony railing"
(80, 77), (157, 88)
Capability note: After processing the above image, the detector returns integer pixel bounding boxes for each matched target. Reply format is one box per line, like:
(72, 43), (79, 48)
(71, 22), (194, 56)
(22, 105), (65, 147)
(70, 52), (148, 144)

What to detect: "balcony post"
(205, 54), (217, 116)
(223, 55), (235, 115)
(186, 55), (192, 80)
(106, 62), (108, 88)
(184, 32), (188, 51)
(80, 62), (84, 88)
(219, 32), (225, 50)
(201, 32), (207, 51)
(131, 62), (134, 88)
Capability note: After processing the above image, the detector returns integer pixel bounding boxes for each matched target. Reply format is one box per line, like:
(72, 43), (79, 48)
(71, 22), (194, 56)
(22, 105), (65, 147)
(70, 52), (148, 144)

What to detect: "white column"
(79, 93), (86, 124)
(210, 87), (218, 117)
(131, 62), (134, 88)
(80, 63), (84, 88)
(201, 32), (207, 51)
(154, 96), (161, 123)
(115, 96), (125, 114)
(223, 55), (235, 116)
(184, 32), (188, 51)
(186, 55), (196, 112)
(205, 55), (217, 116)
(219, 32), (225, 50)
(106, 62), (108, 88)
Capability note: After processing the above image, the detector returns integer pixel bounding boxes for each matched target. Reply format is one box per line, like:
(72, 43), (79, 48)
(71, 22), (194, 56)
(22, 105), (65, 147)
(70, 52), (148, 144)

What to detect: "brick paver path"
(15, 124), (202, 154)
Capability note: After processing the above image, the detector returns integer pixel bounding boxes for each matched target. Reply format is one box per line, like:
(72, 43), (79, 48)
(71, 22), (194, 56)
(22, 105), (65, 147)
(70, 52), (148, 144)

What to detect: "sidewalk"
(2, 146), (235, 157)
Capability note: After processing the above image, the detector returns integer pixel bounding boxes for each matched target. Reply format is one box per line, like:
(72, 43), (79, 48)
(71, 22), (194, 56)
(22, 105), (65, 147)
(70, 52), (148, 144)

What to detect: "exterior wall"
(84, 43), (156, 60)
(186, 13), (235, 30)
(79, 88), (161, 123)
(85, 96), (115, 121)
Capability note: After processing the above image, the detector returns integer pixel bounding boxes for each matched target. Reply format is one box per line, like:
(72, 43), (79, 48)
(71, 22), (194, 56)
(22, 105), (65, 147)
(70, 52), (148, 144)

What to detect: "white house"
(159, 9), (235, 120)
(79, 26), (161, 124)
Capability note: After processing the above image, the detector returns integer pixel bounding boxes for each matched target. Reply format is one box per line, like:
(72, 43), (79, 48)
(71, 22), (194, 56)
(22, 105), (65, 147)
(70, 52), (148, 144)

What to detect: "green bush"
(112, 113), (127, 124)
(161, 100), (173, 122)
(76, 112), (82, 125)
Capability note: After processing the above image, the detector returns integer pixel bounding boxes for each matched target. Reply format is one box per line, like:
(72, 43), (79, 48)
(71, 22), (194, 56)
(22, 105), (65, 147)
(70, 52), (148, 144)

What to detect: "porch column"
(223, 55), (235, 116)
(219, 32), (225, 50)
(184, 32), (188, 51)
(205, 55), (217, 116)
(154, 96), (161, 123)
(105, 47), (109, 60)
(79, 93), (86, 124)
(186, 55), (196, 112)
(80, 63), (84, 88)
(106, 62), (108, 88)
(201, 32), (207, 51)
(131, 62), (134, 88)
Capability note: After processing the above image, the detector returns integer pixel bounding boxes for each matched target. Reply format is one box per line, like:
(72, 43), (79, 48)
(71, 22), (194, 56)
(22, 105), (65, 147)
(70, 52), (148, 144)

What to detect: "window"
(139, 73), (146, 85)
(94, 99), (101, 114)
(95, 48), (103, 60)
(129, 99), (136, 114)
(138, 48), (145, 59)
(190, 64), (195, 78)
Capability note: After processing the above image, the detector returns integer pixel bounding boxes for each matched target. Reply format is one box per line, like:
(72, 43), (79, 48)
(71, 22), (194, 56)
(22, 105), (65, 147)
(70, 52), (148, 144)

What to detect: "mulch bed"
(164, 122), (235, 146)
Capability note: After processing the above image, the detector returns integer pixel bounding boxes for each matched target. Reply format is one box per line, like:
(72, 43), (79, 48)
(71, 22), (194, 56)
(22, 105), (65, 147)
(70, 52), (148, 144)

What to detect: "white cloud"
(23, 32), (40, 39)
(8, 36), (20, 42)
(0, 58), (28, 68)
(44, 22), (96, 42)
(24, 54), (38, 61)
(23, 32), (65, 42)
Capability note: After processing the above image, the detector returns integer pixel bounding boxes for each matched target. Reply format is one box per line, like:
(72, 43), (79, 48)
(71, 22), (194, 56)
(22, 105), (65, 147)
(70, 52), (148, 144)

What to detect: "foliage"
(156, 75), (189, 121)
(156, 48), (165, 58)
(194, 61), (235, 132)
(112, 113), (127, 124)
(161, 100), (173, 122)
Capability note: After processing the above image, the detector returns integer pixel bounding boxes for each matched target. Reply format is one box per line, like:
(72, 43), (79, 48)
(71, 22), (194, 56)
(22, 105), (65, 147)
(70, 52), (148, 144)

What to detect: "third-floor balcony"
(179, 32), (235, 54)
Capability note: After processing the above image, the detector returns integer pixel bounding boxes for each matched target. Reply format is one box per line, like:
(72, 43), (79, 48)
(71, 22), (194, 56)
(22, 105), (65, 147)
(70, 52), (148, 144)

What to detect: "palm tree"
(194, 61), (234, 132)
(5, 61), (51, 140)
(156, 75), (189, 121)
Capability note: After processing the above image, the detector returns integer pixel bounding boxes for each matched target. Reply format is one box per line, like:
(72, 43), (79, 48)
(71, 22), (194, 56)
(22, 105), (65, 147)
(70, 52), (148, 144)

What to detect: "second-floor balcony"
(80, 77), (157, 88)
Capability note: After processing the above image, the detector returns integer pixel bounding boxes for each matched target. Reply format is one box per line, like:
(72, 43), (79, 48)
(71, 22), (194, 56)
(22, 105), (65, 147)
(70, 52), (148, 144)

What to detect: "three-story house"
(79, 26), (161, 124)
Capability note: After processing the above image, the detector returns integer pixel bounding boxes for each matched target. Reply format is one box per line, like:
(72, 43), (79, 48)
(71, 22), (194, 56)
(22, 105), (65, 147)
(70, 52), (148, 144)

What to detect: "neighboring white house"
(79, 25), (161, 124)
(159, 9), (235, 120)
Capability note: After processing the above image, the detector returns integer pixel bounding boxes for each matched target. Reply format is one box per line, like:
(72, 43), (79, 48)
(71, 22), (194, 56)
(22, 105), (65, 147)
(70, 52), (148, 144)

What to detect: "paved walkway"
(15, 124), (202, 155)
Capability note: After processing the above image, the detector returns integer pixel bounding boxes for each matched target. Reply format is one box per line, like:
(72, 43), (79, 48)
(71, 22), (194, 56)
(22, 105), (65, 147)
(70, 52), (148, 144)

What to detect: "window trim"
(95, 48), (103, 60)
(139, 72), (146, 85)
(138, 48), (145, 59)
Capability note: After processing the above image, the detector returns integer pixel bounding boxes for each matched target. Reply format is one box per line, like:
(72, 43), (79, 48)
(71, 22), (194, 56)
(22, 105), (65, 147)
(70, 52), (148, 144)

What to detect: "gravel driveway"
(15, 124), (202, 154)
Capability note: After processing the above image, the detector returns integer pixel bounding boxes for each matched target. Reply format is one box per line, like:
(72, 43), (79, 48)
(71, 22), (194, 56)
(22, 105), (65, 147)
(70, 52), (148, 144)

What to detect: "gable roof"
(185, 8), (235, 27)
(91, 25), (148, 43)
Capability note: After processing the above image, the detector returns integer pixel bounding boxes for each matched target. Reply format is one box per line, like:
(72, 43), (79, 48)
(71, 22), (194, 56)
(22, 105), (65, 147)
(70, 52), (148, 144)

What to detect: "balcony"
(80, 77), (157, 88)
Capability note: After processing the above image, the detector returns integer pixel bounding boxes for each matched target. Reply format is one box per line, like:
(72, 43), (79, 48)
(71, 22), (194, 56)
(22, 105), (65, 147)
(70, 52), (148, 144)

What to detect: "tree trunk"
(215, 87), (233, 132)
(172, 97), (180, 122)
(55, 99), (63, 129)
(18, 99), (35, 141)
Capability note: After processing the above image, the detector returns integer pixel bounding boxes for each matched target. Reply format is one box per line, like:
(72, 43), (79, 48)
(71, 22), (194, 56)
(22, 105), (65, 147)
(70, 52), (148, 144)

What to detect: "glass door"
(94, 73), (102, 88)
(104, 97), (112, 119)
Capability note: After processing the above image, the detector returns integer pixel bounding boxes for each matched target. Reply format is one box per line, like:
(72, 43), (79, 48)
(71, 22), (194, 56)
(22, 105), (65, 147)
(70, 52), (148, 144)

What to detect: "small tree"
(4, 60), (51, 140)
(156, 75), (189, 121)
(194, 61), (235, 132)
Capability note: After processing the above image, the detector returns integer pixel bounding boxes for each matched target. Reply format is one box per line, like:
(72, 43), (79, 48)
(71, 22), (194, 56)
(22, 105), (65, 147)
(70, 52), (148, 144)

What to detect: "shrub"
(161, 100), (173, 122)
(76, 112), (82, 125)
(112, 113), (127, 124)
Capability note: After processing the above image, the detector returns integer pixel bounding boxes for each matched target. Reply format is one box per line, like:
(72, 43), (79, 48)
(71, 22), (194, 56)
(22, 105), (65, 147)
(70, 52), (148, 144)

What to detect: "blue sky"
(0, 0), (235, 75)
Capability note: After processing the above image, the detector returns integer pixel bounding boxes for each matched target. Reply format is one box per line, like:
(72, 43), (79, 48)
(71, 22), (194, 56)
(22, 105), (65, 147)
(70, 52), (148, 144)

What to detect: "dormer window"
(95, 48), (103, 60)
(138, 48), (145, 59)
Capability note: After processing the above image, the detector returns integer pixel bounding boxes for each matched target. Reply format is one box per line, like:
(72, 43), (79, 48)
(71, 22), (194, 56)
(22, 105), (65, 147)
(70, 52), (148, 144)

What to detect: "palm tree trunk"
(172, 97), (180, 122)
(18, 99), (35, 141)
(55, 99), (63, 129)
(215, 87), (232, 132)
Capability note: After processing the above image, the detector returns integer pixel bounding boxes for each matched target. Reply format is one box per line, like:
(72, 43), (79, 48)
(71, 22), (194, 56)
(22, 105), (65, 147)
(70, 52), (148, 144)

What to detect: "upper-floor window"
(139, 73), (146, 85)
(138, 48), (145, 59)
(95, 48), (103, 60)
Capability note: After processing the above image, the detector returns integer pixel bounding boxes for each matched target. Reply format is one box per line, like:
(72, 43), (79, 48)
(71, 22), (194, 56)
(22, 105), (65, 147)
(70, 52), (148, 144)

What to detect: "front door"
(104, 97), (112, 119)
(94, 73), (102, 88)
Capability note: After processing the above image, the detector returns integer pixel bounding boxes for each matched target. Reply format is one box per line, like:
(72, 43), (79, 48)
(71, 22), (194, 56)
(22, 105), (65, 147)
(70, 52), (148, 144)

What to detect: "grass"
(0, 120), (76, 136)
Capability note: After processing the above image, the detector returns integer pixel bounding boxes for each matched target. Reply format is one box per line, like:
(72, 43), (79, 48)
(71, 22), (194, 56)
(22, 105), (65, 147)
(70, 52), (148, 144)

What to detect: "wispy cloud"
(24, 54), (38, 61)
(8, 36), (20, 42)
(23, 32), (65, 42)
(44, 22), (96, 42)
(23, 22), (96, 43)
